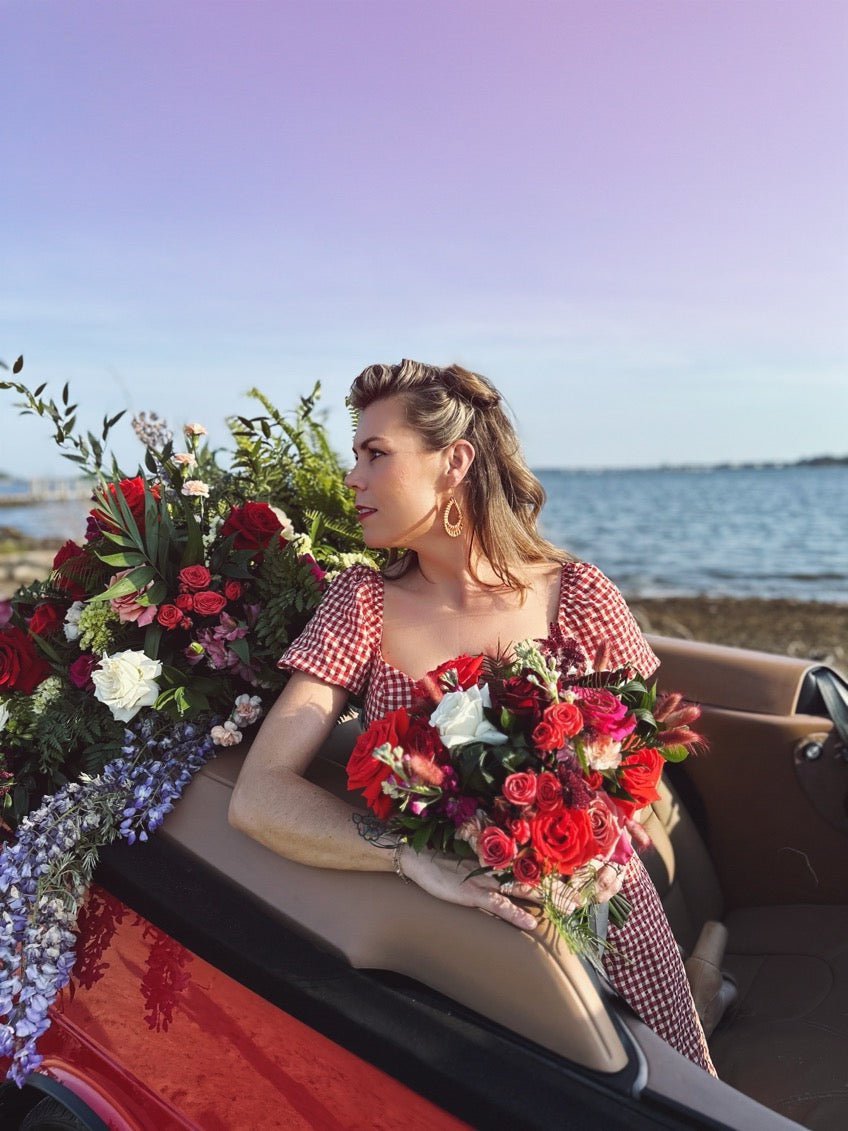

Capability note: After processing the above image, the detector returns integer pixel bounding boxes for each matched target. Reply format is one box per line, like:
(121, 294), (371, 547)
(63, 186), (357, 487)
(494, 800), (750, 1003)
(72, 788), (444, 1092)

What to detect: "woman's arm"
(228, 671), (539, 929)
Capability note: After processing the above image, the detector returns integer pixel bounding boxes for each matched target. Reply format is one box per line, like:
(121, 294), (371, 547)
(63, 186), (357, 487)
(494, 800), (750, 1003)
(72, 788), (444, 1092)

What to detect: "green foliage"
(0, 355), (125, 476)
(227, 385), (364, 555)
(5, 687), (123, 821)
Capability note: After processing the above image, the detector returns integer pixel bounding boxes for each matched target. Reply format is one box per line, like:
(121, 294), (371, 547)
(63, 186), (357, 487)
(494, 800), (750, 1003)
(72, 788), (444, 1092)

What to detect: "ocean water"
(537, 465), (848, 603)
(2, 467), (846, 602)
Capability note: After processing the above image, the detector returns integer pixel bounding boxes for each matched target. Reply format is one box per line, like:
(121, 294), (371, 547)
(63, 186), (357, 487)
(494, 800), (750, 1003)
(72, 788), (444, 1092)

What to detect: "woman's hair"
(348, 359), (571, 590)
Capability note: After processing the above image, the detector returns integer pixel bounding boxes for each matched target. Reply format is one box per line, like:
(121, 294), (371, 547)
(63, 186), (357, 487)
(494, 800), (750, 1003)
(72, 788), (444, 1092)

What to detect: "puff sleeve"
(559, 562), (659, 677)
(277, 563), (382, 696)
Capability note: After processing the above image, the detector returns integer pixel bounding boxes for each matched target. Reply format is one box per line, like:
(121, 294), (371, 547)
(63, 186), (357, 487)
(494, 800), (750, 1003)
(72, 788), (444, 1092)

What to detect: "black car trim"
(96, 837), (732, 1131)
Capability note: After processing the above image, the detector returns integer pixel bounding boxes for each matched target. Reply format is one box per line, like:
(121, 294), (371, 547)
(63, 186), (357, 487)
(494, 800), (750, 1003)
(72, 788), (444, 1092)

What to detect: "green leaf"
(661, 744), (690, 763)
(93, 574), (141, 602)
(95, 550), (145, 568)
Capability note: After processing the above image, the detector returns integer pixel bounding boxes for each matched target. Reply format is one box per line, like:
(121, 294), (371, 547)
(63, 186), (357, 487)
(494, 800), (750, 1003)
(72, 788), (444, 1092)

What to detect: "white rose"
(91, 650), (163, 722)
(269, 505), (296, 541)
(64, 600), (85, 642)
(429, 685), (508, 749)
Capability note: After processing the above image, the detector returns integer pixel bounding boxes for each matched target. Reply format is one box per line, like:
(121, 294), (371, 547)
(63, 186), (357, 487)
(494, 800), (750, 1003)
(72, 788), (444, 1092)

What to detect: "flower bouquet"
(0, 358), (376, 1082)
(346, 633), (702, 961)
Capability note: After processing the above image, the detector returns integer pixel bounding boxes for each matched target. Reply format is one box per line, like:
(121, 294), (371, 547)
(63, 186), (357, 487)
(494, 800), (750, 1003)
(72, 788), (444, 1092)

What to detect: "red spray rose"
(223, 579), (243, 601)
(346, 708), (410, 820)
(174, 593), (195, 612)
(220, 501), (284, 552)
(531, 700), (585, 752)
(513, 851), (543, 885)
(501, 772), (538, 807)
(28, 602), (65, 637)
(477, 825), (517, 869)
(178, 564), (212, 591)
(0, 625), (52, 693)
(534, 771), (563, 813)
(193, 590), (227, 616)
(157, 604), (183, 629)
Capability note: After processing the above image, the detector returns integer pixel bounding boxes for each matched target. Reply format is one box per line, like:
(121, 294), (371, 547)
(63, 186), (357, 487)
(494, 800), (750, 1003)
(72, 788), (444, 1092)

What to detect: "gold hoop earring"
(443, 493), (464, 538)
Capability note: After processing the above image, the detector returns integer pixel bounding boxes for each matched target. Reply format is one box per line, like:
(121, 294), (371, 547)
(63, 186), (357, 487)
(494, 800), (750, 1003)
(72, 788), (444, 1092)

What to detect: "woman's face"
(344, 396), (450, 549)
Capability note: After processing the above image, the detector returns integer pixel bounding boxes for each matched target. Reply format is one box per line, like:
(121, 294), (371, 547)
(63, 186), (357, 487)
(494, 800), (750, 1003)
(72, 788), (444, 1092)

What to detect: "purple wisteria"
(0, 715), (218, 1084)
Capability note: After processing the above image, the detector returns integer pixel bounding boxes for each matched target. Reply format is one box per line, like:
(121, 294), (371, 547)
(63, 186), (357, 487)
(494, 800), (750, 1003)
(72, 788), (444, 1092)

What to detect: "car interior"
(158, 635), (848, 1131)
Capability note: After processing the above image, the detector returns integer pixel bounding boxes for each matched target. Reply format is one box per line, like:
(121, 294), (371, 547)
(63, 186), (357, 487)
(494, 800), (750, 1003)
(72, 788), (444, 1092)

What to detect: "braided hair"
(348, 359), (571, 590)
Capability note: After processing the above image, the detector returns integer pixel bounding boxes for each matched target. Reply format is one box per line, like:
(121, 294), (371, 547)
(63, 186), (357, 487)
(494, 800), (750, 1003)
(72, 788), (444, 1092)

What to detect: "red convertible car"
(1, 635), (846, 1130)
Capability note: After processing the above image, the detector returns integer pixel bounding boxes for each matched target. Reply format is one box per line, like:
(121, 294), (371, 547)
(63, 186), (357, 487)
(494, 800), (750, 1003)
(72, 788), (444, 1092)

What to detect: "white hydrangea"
(63, 601), (85, 642)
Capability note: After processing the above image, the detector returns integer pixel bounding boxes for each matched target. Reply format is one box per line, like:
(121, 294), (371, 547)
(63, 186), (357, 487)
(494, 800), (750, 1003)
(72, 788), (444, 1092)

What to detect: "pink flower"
(211, 721), (242, 746)
(574, 688), (636, 742)
(584, 733), (623, 772)
(108, 570), (158, 627)
(502, 772), (537, 807)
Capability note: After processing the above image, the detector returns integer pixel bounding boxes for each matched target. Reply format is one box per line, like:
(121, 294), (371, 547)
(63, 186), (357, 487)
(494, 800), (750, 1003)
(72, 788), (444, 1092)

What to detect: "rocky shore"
(2, 545), (844, 673)
(629, 596), (847, 672)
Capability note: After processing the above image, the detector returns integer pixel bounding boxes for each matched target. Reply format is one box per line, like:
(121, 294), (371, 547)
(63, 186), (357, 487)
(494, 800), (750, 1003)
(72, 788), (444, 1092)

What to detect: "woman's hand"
(398, 845), (540, 932)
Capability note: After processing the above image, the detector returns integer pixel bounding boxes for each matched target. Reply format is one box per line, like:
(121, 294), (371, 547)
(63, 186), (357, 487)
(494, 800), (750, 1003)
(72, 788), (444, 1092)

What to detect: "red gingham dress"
(280, 562), (715, 1074)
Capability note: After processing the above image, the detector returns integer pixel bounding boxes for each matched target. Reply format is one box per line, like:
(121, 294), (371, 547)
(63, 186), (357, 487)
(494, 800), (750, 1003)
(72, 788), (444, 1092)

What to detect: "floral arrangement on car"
(0, 356), (376, 1083)
(346, 632), (702, 961)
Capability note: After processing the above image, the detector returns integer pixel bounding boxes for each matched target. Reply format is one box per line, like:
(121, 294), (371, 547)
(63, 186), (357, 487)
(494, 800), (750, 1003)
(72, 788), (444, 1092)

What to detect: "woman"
(229, 358), (714, 1073)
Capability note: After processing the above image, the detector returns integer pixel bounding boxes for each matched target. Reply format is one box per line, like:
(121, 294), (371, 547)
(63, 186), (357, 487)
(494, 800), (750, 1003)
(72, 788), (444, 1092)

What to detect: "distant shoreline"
(536, 456), (848, 474)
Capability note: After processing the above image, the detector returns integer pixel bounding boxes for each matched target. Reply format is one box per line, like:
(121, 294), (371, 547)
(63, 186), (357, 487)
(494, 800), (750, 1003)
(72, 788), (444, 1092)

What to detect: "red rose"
(223, 579), (243, 601)
(178, 564), (212, 591)
(575, 688), (636, 742)
(501, 772), (537, 807)
(0, 625), (52, 693)
(157, 604), (183, 629)
(346, 708), (410, 820)
(52, 540), (89, 599)
(68, 652), (98, 690)
(477, 825), (517, 869)
(220, 501), (284, 552)
(616, 748), (664, 817)
(493, 674), (548, 722)
(28, 602), (65, 637)
(425, 654), (485, 692)
(513, 851), (543, 885)
(535, 771), (563, 813)
(89, 477), (160, 538)
(175, 593), (195, 612)
(193, 590), (227, 616)
(530, 807), (594, 874)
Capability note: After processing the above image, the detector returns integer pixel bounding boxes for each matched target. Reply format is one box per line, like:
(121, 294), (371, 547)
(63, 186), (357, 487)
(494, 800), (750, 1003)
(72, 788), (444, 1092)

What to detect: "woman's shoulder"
(324, 561), (383, 600)
(560, 558), (621, 599)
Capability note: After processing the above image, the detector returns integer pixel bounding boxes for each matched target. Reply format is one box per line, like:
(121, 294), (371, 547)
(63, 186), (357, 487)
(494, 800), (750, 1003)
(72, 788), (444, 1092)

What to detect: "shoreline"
(1, 548), (844, 673)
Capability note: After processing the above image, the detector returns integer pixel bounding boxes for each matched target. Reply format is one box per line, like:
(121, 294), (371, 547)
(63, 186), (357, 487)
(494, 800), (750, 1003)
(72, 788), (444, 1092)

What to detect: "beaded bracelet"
(392, 840), (411, 884)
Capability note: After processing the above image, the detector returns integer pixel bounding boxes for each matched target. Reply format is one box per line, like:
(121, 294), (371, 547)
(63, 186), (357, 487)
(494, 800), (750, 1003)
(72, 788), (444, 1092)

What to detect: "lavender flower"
(0, 714), (218, 1085)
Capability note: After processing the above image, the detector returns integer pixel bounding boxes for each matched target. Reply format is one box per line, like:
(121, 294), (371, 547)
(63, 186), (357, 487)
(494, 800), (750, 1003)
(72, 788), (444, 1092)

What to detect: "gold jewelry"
(392, 840), (411, 884)
(443, 492), (464, 538)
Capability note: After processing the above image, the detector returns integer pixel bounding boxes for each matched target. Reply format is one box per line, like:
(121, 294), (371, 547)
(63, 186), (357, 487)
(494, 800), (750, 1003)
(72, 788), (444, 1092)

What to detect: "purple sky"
(2, 0), (846, 475)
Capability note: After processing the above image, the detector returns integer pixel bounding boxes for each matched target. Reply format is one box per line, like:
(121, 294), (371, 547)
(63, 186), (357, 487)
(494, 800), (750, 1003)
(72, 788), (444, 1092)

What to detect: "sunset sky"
(2, 0), (846, 476)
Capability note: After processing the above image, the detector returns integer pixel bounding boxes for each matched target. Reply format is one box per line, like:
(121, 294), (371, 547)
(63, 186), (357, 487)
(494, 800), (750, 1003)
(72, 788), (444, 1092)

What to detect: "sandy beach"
(2, 545), (845, 674)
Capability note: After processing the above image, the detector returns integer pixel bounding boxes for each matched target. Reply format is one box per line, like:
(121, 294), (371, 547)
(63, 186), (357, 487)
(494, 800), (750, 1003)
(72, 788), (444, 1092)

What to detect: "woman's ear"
(446, 439), (475, 485)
